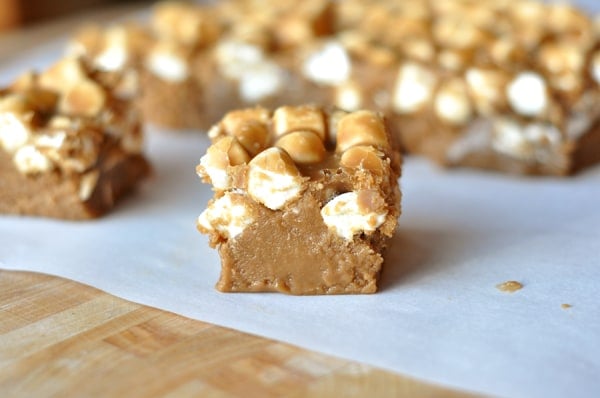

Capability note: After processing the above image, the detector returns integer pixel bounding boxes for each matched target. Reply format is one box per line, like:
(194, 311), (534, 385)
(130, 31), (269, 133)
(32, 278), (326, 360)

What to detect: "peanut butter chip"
(275, 130), (326, 164)
(60, 79), (106, 117)
(340, 146), (385, 173)
(273, 105), (326, 139)
(231, 120), (270, 156)
(336, 110), (389, 152)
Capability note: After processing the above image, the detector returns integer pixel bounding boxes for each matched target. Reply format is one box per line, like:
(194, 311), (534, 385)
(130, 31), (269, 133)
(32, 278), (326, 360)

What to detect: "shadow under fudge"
(380, 227), (521, 292)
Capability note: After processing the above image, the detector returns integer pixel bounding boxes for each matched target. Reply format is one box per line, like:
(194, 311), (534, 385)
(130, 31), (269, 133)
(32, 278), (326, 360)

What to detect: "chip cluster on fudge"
(196, 106), (401, 294)
(0, 57), (150, 219)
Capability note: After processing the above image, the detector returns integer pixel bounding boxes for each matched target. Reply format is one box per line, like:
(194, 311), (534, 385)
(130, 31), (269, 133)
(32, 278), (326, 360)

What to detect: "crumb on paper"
(561, 303), (572, 309)
(496, 280), (523, 293)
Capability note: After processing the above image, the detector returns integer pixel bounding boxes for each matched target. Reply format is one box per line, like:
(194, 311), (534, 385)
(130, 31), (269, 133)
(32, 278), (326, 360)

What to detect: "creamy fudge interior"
(197, 106), (401, 294)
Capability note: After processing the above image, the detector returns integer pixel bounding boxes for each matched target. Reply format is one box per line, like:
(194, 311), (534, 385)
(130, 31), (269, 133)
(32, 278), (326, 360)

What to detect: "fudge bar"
(196, 106), (401, 294)
(0, 58), (150, 219)
(140, 2), (223, 129)
(67, 0), (600, 175)
(348, 0), (600, 176)
(140, 0), (334, 129)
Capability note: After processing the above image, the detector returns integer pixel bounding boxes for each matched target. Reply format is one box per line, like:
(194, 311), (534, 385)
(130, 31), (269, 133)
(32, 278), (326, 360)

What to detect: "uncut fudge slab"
(70, 0), (600, 176)
(0, 58), (150, 219)
(196, 106), (401, 295)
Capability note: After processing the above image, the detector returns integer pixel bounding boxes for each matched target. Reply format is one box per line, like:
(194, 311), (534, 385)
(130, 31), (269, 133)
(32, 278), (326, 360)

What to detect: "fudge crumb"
(496, 280), (523, 293)
(561, 304), (572, 309)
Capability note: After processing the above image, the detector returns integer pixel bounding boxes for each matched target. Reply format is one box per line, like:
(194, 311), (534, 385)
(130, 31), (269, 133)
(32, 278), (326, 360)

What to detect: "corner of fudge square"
(196, 105), (402, 295)
(0, 57), (150, 219)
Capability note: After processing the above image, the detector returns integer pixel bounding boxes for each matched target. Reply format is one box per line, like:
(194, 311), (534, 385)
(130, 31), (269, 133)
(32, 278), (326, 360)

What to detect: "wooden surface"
(0, 271), (474, 397)
(0, 5), (476, 398)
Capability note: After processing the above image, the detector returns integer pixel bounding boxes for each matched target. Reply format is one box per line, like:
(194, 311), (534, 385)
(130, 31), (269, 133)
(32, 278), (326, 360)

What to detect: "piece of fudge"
(140, 0), (335, 130)
(140, 2), (223, 129)
(367, 0), (600, 176)
(196, 106), (401, 294)
(0, 58), (150, 219)
(67, 0), (600, 175)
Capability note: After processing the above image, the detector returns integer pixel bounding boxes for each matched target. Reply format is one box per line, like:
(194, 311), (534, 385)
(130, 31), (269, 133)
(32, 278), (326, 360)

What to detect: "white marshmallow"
(592, 52), (600, 85)
(335, 83), (362, 111)
(0, 113), (30, 153)
(392, 62), (436, 114)
(198, 152), (230, 191)
(302, 41), (351, 86)
(197, 193), (255, 239)
(321, 191), (387, 241)
(13, 145), (53, 174)
(434, 80), (472, 124)
(216, 40), (264, 80)
(35, 131), (66, 149)
(247, 148), (305, 210)
(147, 51), (188, 82)
(492, 118), (561, 160)
(95, 46), (128, 72)
(239, 61), (284, 102)
(506, 72), (548, 116)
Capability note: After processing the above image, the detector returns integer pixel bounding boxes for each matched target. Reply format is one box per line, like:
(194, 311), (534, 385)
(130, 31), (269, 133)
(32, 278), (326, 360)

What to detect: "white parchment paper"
(2, 18), (600, 397)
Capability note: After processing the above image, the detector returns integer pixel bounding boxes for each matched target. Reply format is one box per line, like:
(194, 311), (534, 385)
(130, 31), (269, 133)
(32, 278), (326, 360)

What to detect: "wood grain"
(0, 270), (476, 397)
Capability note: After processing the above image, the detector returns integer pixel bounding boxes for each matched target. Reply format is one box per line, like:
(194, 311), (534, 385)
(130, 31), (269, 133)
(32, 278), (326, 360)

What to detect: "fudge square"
(0, 57), (150, 219)
(197, 106), (401, 294)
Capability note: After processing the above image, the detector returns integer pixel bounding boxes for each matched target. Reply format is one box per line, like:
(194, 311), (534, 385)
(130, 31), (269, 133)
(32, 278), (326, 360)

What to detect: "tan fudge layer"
(197, 106), (401, 294)
(0, 58), (150, 219)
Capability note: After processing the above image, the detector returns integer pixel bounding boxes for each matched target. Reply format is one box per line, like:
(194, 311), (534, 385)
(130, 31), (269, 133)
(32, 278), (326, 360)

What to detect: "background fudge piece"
(0, 57), (150, 219)
(141, 0), (335, 130)
(197, 106), (401, 295)
(140, 2), (222, 129)
(65, 0), (600, 175)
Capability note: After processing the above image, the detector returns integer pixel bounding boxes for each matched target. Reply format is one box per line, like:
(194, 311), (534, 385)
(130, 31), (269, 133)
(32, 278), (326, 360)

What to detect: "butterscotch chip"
(272, 105), (326, 140)
(275, 130), (326, 164)
(0, 57), (150, 219)
(38, 58), (88, 93)
(197, 106), (401, 295)
(10, 71), (37, 92)
(59, 79), (106, 117)
(336, 110), (390, 152)
(340, 145), (386, 174)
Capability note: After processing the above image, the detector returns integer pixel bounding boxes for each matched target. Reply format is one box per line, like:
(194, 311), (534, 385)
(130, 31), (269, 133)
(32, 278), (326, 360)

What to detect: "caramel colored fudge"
(0, 58), (150, 219)
(140, 0), (334, 129)
(68, 0), (600, 176)
(361, 0), (600, 176)
(196, 106), (401, 294)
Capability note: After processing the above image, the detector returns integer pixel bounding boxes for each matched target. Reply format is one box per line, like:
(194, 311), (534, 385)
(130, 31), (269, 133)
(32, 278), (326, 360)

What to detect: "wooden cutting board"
(0, 270), (475, 397)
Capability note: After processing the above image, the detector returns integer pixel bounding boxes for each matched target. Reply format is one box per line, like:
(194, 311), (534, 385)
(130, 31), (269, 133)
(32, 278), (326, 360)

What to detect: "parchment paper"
(2, 16), (600, 397)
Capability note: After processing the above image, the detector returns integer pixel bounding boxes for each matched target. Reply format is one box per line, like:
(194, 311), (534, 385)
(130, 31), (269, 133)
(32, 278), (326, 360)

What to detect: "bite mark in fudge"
(197, 106), (401, 295)
(0, 57), (150, 219)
